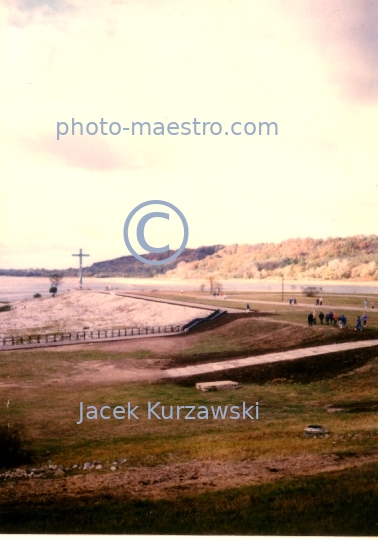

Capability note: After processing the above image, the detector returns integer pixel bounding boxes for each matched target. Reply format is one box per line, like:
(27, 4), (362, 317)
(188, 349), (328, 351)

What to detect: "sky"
(1, 0), (378, 269)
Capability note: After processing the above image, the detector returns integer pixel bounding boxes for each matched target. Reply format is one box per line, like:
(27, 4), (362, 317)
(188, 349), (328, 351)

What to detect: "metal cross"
(72, 248), (90, 286)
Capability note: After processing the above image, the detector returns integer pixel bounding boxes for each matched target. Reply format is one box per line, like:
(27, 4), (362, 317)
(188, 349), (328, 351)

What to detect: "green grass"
(1, 463), (377, 534)
(1, 348), (378, 466)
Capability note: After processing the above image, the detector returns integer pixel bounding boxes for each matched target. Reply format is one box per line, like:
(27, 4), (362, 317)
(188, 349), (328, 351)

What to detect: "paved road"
(218, 296), (376, 313)
(165, 339), (378, 378)
(115, 292), (244, 312)
(126, 292), (376, 315)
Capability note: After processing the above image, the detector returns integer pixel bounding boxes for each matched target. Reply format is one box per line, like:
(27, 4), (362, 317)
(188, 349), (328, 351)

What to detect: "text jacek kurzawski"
(76, 402), (259, 424)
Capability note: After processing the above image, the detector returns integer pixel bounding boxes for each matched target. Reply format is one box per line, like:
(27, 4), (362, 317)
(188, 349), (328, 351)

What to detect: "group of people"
(364, 300), (375, 309)
(308, 310), (368, 330)
(307, 310), (328, 326)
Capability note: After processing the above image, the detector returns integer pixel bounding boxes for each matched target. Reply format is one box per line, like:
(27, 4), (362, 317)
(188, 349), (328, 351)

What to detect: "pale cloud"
(282, 0), (378, 103)
(22, 135), (158, 171)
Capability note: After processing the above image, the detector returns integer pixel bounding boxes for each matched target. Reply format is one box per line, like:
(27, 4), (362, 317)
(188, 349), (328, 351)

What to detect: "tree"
(207, 275), (215, 295)
(49, 273), (63, 297)
(301, 286), (322, 297)
(49, 286), (57, 297)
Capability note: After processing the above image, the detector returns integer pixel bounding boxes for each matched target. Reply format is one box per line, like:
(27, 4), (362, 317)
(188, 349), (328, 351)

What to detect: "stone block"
(196, 380), (241, 391)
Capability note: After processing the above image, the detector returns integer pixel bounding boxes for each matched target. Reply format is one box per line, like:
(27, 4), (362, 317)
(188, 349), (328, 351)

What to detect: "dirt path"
(1, 452), (377, 503)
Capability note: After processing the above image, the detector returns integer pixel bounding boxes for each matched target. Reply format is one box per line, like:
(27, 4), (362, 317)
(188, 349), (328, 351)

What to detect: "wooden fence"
(1, 324), (182, 347)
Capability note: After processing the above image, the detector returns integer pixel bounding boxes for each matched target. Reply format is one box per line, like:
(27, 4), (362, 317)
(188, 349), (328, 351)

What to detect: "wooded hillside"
(165, 235), (378, 281)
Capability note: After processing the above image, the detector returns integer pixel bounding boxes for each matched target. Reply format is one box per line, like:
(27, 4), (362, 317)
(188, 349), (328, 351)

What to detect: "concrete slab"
(196, 381), (241, 391)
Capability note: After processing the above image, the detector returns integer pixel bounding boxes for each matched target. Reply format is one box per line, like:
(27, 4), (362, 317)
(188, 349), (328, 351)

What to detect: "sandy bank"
(0, 290), (210, 336)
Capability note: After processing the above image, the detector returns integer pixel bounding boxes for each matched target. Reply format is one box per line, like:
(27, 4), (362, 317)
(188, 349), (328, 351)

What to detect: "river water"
(0, 276), (377, 303)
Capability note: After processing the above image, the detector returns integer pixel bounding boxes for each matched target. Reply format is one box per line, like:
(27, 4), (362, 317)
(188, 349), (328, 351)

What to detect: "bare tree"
(207, 276), (215, 295)
(301, 286), (322, 298)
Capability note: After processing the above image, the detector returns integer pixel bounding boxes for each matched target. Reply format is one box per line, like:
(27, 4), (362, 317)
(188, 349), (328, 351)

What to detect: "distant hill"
(0, 245), (224, 278)
(164, 235), (378, 281)
(1, 236), (378, 281)
(83, 245), (224, 278)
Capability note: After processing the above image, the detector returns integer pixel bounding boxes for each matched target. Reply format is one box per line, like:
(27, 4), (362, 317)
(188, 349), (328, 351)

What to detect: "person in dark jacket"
(319, 311), (324, 324)
(308, 312), (314, 326)
(355, 316), (363, 331)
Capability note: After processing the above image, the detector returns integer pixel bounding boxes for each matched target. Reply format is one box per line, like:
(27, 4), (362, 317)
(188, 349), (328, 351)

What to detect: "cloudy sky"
(1, 0), (377, 269)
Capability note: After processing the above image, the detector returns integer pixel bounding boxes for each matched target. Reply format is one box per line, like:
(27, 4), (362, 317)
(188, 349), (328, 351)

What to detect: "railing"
(1, 324), (182, 347)
(182, 309), (224, 331)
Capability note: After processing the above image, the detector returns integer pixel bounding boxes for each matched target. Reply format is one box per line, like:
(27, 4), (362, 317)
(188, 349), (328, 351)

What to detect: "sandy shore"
(0, 290), (210, 337)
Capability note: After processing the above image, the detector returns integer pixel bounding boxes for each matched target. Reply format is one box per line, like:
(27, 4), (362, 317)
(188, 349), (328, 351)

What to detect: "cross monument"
(72, 248), (90, 287)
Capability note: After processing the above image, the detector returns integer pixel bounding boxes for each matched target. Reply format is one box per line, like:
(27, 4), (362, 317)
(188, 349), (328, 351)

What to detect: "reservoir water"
(0, 275), (377, 303)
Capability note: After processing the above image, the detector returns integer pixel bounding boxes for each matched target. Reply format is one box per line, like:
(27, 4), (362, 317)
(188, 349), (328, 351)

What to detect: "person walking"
(246, 304), (250, 312)
(364, 299), (368, 309)
(371, 301), (375, 309)
(355, 316), (363, 331)
(312, 310), (317, 325)
(319, 297), (323, 306)
(361, 313), (368, 327)
(308, 312), (314, 326)
(319, 311), (324, 324)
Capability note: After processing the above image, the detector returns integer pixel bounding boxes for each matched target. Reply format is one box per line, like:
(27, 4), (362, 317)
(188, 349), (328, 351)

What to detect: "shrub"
(0, 304), (11, 312)
(0, 424), (33, 468)
(33, 293), (42, 298)
(301, 286), (323, 297)
(49, 286), (57, 297)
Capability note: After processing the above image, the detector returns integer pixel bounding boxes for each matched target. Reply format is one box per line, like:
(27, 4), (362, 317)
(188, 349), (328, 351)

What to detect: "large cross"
(72, 248), (90, 287)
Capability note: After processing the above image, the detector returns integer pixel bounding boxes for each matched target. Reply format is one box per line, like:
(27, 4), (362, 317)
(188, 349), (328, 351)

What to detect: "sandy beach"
(0, 290), (210, 337)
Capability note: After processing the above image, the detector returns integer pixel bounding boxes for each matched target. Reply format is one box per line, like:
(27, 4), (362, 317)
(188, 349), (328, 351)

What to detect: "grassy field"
(2, 346), (378, 466)
(1, 290), (378, 534)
